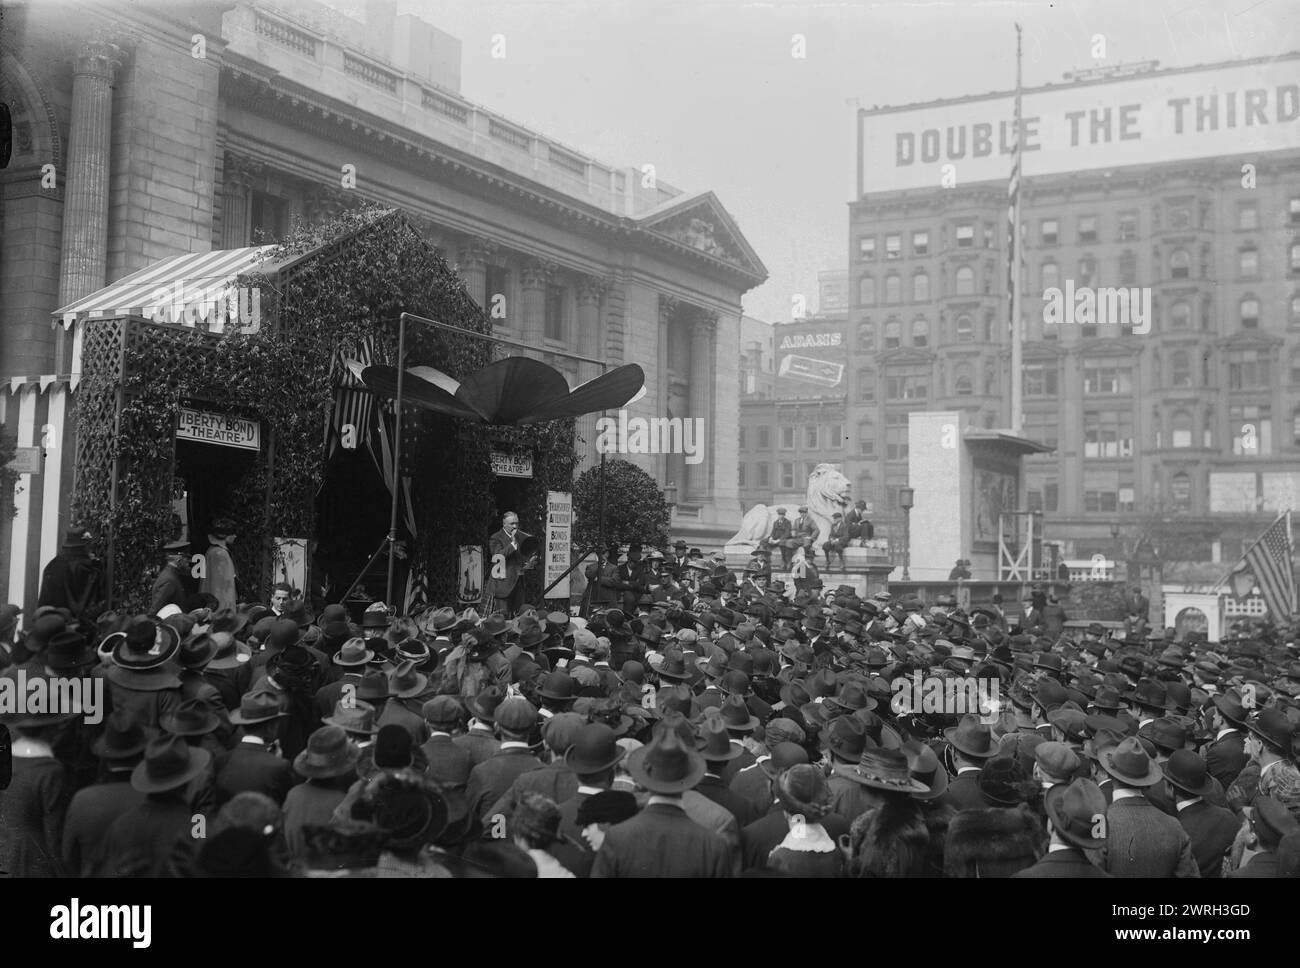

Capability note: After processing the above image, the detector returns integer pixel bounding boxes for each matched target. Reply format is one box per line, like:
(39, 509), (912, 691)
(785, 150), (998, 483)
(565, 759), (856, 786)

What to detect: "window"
(1238, 203), (1259, 230)
(955, 314), (974, 342)
(1291, 198), (1300, 225)
(1170, 206), (1192, 231)
(1229, 350), (1270, 390)
(828, 424), (842, 449)
(1231, 404), (1272, 455)
(1083, 409), (1135, 457)
(859, 237), (876, 260)
(804, 426), (818, 448)
(887, 375), (928, 401)
(1170, 300), (1191, 329)
(885, 425), (909, 460)
(737, 463), (746, 487)
(858, 276), (876, 305)
(780, 426), (796, 449)
(1041, 261), (1060, 291)
(780, 462), (795, 489)
(858, 369), (875, 401)
(886, 234), (901, 259)
(885, 274), (902, 304)
(1239, 246), (1258, 277)
(956, 223), (974, 248)
(1078, 215), (1098, 243)
(912, 272), (930, 302)
(1023, 364), (1058, 397)
(955, 265), (975, 296)
(1044, 482), (1059, 512)
(249, 191), (288, 242)
(1118, 211), (1138, 241)
(1171, 350), (1192, 388)
(953, 363), (973, 396)
(912, 231), (929, 256)
(911, 317), (929, 347)
(1118, 251), (1137, 286)
(1083, 363), (1132, 395)
(738, 427), (747, 450)
(1240, 297), (1260, 329)
(1023, 410), (1058, 449)
(858, 422), (875, 456)
(884, 320), (901, 349)
(857, 321), (874, 351)
(1290, 243), (1300, 273)
(757, 426), (770, 449)
(1171, 410), (1193, 449)
(1170, 472), (1192, 510)
(1084, 471), (1129, 513)
(544, 284), (565, 340)
(1041, 219), (1058, 244)
(757, 462), (770, 487)
(1170, 249), (1190, 280)
(984, 225), (994, 249)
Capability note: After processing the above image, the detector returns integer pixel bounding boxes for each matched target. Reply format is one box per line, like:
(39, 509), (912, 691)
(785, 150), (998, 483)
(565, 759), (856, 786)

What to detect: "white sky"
(323, 0), (1296, 321)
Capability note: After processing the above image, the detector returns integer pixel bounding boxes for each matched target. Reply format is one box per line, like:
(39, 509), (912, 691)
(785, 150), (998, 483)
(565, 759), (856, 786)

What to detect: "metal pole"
(1009, 23), (1025, 435)
(385, 313), (407, 608)
(902, 507), (911, 581)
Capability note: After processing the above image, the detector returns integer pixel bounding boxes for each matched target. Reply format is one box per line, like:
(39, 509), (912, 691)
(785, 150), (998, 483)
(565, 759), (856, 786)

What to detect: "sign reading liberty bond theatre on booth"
(858, 59), (1299, 194)
(176, 408), (261, 451)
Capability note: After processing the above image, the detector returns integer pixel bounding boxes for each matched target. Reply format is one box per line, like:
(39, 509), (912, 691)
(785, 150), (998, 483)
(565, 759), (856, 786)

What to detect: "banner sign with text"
(545, 491), (573, 598)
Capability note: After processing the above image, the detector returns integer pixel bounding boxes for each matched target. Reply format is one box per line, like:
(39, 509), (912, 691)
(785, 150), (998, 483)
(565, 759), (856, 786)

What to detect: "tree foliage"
(572, 459), (671, 551)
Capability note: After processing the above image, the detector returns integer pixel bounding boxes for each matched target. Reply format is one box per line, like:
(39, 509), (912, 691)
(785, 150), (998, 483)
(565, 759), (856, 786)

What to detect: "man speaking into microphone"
(486, 511), (539, 618)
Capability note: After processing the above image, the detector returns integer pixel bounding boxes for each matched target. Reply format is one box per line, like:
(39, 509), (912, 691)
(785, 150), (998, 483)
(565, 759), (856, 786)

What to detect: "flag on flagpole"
(1233, 511), (1296, 620)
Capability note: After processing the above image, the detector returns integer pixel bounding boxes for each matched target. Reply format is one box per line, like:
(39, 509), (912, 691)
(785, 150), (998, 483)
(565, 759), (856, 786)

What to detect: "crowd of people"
(3, 528), (1300, 879)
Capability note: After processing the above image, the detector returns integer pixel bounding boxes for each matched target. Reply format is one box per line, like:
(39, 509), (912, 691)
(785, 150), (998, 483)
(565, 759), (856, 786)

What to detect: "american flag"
(328, 335), (379, 458)
(1238, 511), (1296, 620)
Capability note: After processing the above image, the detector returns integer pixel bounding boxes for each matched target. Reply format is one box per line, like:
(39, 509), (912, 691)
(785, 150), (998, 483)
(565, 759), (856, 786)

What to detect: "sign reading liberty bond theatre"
(176, 408), (261, 451)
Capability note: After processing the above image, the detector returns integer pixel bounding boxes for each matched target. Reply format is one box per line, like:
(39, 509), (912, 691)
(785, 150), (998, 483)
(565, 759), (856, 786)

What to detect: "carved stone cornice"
(457, 236), (497, 270)
(689, 307), (718, 340)
(73, 40), (125, 80)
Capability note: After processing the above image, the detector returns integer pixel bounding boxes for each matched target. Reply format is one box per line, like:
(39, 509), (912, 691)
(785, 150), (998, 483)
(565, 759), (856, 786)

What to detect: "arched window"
(1170, 249), (1190, 279)
(1170, 300), (1191, 329)
(884, 320), (901, 349)
(955, 265), (975, 296)
(1041, 261), (1060, 291)
(1171, 350), (1192, 388)
(1171, 472), (1192, 510)
(955, 314), (974, 342)
(912, 271), (930, 303)
(953, 363), (974, 396)
(857, 320), (875, 351)
(858, 276), (876, 306)
(911, 317), (929, 347)
(1171, 410), (1193, 449)
(884, 274), (902, 304)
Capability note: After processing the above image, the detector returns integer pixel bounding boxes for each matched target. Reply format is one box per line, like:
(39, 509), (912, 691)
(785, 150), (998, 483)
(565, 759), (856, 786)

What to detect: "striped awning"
(53, 245), (278, 330)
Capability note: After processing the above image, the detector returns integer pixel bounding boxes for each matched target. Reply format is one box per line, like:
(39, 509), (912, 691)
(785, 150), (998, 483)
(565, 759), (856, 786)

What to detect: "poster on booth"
(273, 537), (308, 598)
(458, 546), (484, 604)
(545, 491), (573, 599)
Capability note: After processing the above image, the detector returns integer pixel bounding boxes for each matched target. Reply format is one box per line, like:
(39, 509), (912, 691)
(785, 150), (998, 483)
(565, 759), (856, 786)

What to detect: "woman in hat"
(282, 725), (362, 862)
(767, 764), (847, 877)
(839, 749), (931, 877)
(510, 792), (576, 878)
(350, 771), (454, 877)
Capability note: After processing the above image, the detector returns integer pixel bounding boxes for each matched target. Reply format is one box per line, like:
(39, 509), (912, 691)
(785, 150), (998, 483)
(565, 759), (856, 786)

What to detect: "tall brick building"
(0, 0), (766, 610)
(848, 54), (1300, 577)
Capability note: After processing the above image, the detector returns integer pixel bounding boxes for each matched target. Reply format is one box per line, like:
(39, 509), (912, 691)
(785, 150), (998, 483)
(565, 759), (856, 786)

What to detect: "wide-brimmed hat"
(943, 714), (999, 760)
(229, 687), (287, 726)
(131, 734), (211, 794)
(538, 671), (576, 702)
(824, 715), (868, 763)
(1161, 748), (1216, 798)
(333, 636), (375, 667)
(361, 609), (392, 630)
(1045, 778), (1109, 849)
(206, 631), (252, 671)
(697, 713), (744, 762)
(564, 722), (625, 774)
(1099, 736), (1164, 787)
(387, 660), (428, 700)
(294, 725), (361, 779)
(91, 708), (150, 761)
(112, 620), (180, 670)
(175, 632), (218, 671)
(626, 727), (706, 794)
(717, 694), (758, 733)
(903, 738), (950, 800)
(1246, 708), (1297, 752)
(43, 628), (97, 672)
(835, 747), (928, 793)
(356, 771), (448, 850)
(160, 698), (222, 736)
(324, 699), (379, 735)
(480, 614), (509, 638)
(469, 685), (506, 724)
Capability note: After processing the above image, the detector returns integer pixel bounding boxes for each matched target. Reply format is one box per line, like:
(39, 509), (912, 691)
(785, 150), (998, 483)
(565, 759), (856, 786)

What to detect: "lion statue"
(726, 463), (851, 551)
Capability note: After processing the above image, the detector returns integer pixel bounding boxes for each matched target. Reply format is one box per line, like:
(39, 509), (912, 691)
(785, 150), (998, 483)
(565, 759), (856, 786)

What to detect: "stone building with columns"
(0, 0), (766, 611)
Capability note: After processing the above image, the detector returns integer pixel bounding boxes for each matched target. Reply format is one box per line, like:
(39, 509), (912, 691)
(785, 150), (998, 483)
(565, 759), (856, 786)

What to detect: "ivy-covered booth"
(67, 208), (579, 614)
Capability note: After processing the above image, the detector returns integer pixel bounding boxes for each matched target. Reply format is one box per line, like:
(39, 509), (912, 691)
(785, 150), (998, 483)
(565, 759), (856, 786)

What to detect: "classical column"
(453, 237), (492, 310)
(58, 41), (123, 305)
(687, 309), (717, 502)
(657, 295), (678, 484)
(575, 278), (605, 462)
(220, 154), (255, 249)
(520, 259), (553, 351)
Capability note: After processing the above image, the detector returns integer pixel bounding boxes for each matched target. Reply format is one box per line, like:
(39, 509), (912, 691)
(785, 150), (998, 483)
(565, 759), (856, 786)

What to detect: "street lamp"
(898, 486), (914, 582)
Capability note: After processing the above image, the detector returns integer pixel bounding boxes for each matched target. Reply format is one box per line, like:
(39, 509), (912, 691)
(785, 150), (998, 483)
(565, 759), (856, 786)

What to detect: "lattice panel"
(72, 318), (126, 552)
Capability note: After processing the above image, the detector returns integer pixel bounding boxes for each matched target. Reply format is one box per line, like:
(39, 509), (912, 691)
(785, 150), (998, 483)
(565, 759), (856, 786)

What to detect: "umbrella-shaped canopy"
(349, 356), (645, 426)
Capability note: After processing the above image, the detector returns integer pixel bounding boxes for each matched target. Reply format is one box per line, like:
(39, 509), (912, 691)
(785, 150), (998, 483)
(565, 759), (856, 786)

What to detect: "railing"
(489, 119), (532, 151)
(422, 89), (470, 123)
(343, 53), (400, 93)
(548, 146), (587, 176)
(254, 12), (319, 58)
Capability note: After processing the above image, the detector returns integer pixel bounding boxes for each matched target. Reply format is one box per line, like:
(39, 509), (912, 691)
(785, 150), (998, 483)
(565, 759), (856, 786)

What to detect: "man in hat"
(104, 618), (183, 731)
(420, 695), (474, 788)
(313, 636), (375, 721)
(668, 540), (691, 583)
(845, 499), (873, 543)
(283, 725), (361, 861)
(583, 546), (620, 616)
(1164, 749), (1240, 878)
(37, 525), (104, 626)
(792, 505), (819, 557)
(0, 703), (82, 876)
(590, 726), (732, 877)
(61, 709), (149, 876)
(1229, 796), (1299, 877)
(942, 714), (1002, 812)
(1012, 778), (1112, 878)
(947, 558), (972, 581)
(1205, 688), (1251, 790)
(821, 513), (849, 569)
(612, 542), (647, 615)
(769, 507), (794, 568)
(150, 537), (192, 617)
(1099, 737), (1199, 877)
(466, 697), (543, 827)
(486, 511), (538, 618)
(215, 687), (293, 807)
(552, 722), (626, 876)
(198, 517), (238, 611)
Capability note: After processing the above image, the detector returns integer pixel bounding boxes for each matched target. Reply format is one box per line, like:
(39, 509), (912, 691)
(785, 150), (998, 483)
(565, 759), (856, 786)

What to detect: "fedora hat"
(480, 614), (509, 638)
(324, 699), (379, 735)
(835, 747), (928, 793)
(626, 728), (706, 794)
(176, 632), (218, 671)
(294, 725), (361, 779)
(652, 648), (693, 682)
(1161, 749), (1216, 798)
(718, 694), (758, 733)
(160, 698), (222, 737)
(112, 620), (180, 670)
(1045, 778), (1109, 849)
(903, 738), (949, 800)
(944, 714), (999, 760)
(469, 685), (506, 724)
(759, 741), (811, 780)
(1099, 736), (1164, 787)
(229, 687), (287, 726)
(425, 606), (457, 633)
(90, 708), (150, 761)
(387, 660), (428, 700)
(538, 670), (576, 702)
(1127, 677), (1169, 711)
(131, 734), (210, 794)
(824, 715), (868, 763)
(698, 713), (744, 762)
(43, 629), (96, 672)
(1246, 708), (1297, 752)
(1211, 689), (1250, 726)
(356, 670), (390, 701)
(565, 722), (625, 774)
(361, 609), (392, 630)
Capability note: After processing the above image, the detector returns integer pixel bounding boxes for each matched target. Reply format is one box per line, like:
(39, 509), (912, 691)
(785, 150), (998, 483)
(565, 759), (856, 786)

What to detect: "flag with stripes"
(328, 336), (379, 458)
(1235, 511), (1296, 620)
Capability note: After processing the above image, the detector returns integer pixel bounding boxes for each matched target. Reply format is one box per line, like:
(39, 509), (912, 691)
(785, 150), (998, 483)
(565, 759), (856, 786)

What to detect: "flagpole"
(1211, 509), (1289, 590)
(1009, 23), (1024, 435)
